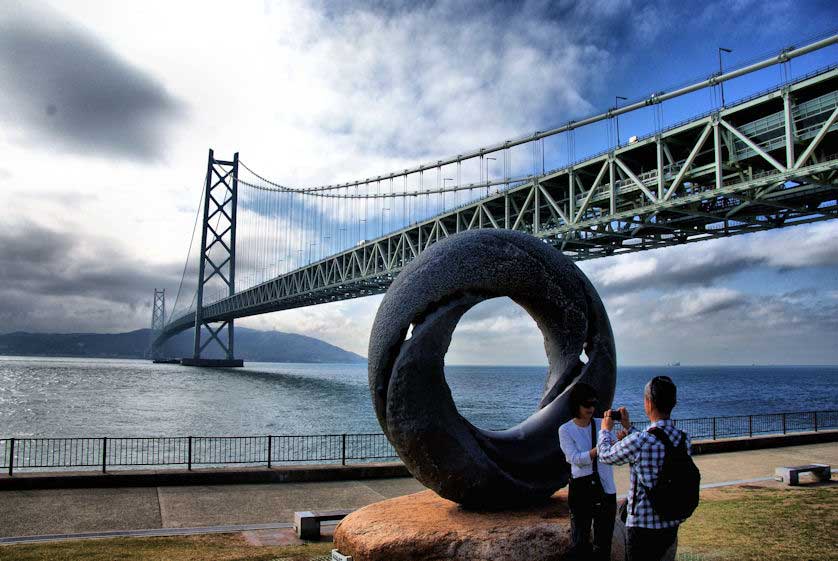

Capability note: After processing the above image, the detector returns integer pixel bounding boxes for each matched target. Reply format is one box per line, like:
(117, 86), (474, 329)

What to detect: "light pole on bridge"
(615, 96), (627, 147)
(718, 47), (732, 107)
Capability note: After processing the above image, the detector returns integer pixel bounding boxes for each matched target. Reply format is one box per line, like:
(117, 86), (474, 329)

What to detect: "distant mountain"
(0, 327), (366, 364)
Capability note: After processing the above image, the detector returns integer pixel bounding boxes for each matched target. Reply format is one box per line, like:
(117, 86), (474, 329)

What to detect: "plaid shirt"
(597, 419), (692, 529)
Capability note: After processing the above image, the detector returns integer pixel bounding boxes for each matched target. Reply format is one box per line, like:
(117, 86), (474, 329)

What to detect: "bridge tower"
(149, 288), (166, 359)
(181, 149), (244, 367)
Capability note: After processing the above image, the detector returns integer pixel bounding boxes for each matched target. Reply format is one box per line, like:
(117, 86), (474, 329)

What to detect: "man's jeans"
(626, 526), (678, 561)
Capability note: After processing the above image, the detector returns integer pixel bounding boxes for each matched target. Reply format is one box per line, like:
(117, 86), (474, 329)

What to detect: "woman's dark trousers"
(568, 478), (616, 561)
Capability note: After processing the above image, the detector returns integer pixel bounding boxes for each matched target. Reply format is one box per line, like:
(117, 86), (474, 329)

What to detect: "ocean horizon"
(5, 354), (838, 368)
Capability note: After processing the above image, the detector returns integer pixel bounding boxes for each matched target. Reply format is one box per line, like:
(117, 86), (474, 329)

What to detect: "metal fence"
(664, 410), (837, 441)
(1, 410), (835, 475)
(0, 433), (397, 476)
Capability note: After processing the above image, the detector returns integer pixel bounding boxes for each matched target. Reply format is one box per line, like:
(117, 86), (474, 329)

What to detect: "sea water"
(0, 356), (836, 438)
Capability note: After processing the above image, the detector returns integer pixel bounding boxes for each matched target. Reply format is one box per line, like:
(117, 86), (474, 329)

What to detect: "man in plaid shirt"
(597, 376), (691, 561)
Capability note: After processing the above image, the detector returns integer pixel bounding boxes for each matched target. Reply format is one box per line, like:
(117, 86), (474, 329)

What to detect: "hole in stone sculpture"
(579, 348), (589, 364)
(405, 323), (415, 340)
(445, 297), (545, 430)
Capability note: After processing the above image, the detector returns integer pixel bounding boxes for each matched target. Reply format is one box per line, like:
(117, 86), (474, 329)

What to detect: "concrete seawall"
(690, 428), (838, 454)
(1, 430), (835, 491)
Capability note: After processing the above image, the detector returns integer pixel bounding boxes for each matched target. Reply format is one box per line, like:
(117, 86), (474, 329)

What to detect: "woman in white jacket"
(558, 383), (618, 561)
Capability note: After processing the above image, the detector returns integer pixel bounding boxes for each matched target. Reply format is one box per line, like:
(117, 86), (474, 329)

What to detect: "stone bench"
(774, 464), (831, 486)
(294, 509), (353, 540)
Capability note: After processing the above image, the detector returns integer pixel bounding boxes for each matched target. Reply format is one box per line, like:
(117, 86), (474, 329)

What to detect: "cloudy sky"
(0, 0), (836, 365)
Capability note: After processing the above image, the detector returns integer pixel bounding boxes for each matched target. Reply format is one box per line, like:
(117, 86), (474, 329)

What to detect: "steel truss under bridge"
(155, 42), (838, 350)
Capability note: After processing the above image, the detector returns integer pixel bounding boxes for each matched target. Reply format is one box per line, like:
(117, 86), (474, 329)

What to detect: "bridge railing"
(1, 410), (835, 475)
(544, 62), (838, 179)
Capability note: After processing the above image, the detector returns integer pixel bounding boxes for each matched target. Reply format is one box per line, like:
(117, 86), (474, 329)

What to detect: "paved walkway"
(1, 441), (835, 541)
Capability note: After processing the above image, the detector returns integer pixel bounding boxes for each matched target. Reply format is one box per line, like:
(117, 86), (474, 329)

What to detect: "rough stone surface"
(334, 490), (572, 561)
(334, 490), (644, 561)
(368, 230), (616, 507)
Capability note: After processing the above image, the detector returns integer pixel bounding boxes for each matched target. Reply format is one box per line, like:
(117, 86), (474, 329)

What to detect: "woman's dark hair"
(569, 382), (598, 418)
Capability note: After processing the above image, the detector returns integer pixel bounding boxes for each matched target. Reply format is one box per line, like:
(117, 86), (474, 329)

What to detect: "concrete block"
(774, 464), (831, 486)
(293, 511), (319, 540)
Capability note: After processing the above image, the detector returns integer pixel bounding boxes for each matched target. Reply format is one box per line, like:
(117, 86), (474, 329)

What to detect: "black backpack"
(644, 427), (701, 521)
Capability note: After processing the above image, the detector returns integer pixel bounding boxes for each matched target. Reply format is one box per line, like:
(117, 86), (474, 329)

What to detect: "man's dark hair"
(645, 375), (677, 415)
(569, 382), (598, 418)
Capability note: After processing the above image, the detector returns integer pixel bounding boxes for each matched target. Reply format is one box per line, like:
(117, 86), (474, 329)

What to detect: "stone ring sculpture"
(368, 229), (616, 509)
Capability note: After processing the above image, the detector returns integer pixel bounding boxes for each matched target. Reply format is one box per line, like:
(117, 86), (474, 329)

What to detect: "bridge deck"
(160, 66), (838, 343)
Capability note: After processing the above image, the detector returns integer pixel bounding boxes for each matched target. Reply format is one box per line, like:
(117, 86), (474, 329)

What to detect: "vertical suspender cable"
(255, 187), (261, 284)
(295, 189), (305, 269)
(270, 188), (276, 276)
(286, 190), (292, 271)
(275, 187), (282, 276)
(261, 184), (266, 280)
(262, 188), (268, 281)
(318, 191), (323, 260)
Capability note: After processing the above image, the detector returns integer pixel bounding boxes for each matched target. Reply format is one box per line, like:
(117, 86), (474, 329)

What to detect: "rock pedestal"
(334, 489), (627, 561)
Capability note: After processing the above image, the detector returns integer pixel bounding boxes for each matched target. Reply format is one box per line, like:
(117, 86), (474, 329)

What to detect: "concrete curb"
(0, 431), (834, 491)
(0, 462), (410, 491)
(0, 522), (294, 545)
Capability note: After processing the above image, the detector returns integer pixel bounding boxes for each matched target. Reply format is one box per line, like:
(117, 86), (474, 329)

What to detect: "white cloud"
(580, 220), (838, 296)
(0, 0), (617, 333)
(749, 221), (838, 269)
(653, 287), (744, 321)
(593, 255), (658, 288)
(0, 1), (835, 367)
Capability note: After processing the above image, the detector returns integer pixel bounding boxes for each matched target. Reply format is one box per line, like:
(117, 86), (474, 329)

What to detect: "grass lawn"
(677, 483), (837, 561)
(1, 483), (834, 561)
(0, 534), (334, 561)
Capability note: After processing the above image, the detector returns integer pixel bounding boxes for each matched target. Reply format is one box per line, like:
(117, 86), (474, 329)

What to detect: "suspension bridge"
(150, 35), (838, 366)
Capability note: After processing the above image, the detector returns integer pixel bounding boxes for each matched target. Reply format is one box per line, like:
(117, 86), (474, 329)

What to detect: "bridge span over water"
(152, 36), (838, 364)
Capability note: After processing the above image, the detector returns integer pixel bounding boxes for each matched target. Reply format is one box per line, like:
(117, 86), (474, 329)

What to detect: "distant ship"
(666, 361), (681, 367)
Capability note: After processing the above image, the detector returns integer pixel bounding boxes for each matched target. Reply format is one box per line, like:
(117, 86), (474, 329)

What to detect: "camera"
(610, 410), (622, 422)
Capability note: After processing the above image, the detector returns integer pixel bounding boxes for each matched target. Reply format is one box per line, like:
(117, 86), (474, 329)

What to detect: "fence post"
(267, 436), (272, 469)
(748, 415), (752, 438)
(102, 437), (108, 473)
(782, 413), (787, 434)
(188, 436), (193, 471)
(342, 434), (347, 466)
(712, 417), (717, 440)
(814, 411), (818, 432)
(8, 438), (14, 477)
